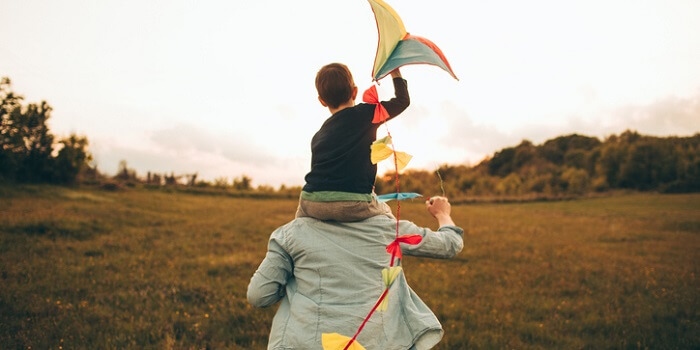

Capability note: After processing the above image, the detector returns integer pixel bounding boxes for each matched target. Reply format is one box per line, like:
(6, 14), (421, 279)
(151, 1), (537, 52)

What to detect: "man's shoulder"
(286, 215), (396, 231)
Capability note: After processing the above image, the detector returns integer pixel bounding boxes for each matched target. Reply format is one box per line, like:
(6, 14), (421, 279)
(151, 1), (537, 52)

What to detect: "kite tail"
(332, 85), (420, 350)
(385, 125), (402, 267)
(343, 288), (390, 350)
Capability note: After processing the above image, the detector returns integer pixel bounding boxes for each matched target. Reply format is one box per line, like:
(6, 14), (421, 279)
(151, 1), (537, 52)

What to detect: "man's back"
(247, 215), (463, 349)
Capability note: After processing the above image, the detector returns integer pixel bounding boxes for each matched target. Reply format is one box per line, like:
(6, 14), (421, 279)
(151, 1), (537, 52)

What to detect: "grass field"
(1, 186), (698, 349)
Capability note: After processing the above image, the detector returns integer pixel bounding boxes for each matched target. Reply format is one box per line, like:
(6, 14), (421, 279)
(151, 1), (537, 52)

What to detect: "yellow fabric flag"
(322, 333), (367, 350)
(382, 266), (403, 287)
(378, 266), (403, 312)
(371, 143), (393, 164)
(394, 151), (413, 171)
(370, 135), (412, 170)
(371, 136), (393, 164)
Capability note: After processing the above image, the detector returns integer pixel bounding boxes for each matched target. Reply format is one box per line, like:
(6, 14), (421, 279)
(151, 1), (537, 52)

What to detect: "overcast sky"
(2, 0), (699, 187)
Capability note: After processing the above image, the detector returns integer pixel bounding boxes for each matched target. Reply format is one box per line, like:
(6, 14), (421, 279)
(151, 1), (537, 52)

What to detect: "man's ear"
(351, 86), (358, 101)
(318, 96), (328, 107)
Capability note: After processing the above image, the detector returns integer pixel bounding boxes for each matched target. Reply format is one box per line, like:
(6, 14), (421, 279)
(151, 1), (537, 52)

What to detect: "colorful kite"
(368, 0), (458, 81)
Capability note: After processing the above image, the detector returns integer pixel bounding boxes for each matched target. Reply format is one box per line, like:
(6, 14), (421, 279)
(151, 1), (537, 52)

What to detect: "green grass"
(1, 185), (698, 349)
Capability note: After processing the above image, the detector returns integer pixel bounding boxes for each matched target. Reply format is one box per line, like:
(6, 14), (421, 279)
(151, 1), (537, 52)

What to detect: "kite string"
(435, 167), (446, 198)
(343, 288), (390, 350)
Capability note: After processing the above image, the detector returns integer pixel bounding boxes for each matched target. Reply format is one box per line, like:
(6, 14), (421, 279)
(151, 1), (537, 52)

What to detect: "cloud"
(91, 123), (310, 186)
(438, 102), (526, 164)
(93, 143), (308, 187)
(606, 93), (700, 136)
(435, 90), (700, 165)
(150, 124), (275, 165)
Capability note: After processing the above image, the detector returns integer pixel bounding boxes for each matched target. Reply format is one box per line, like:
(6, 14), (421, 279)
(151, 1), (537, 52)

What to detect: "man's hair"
(315, 63), (355, 109)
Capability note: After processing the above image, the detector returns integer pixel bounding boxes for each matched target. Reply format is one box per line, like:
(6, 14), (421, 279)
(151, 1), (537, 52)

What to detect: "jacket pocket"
(284, 292), (319, 347)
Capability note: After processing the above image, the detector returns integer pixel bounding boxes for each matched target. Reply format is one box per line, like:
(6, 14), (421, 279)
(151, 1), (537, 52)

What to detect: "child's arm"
(381, 69), (410, 120)
(246, 227), (293, 308)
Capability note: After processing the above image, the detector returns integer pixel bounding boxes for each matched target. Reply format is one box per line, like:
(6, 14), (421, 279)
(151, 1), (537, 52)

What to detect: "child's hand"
(390, 69), (402, 79)
(426, 196), (455, 227)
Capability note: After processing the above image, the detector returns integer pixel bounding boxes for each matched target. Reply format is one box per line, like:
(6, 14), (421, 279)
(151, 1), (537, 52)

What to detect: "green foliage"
(233, 175), (252, 191)
(376, 131), (700, 198)
(54, 134), (93, 184)
(0, 77), (92, 184)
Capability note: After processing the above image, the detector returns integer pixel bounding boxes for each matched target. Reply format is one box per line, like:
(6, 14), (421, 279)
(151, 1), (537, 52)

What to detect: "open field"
(0, 186), (698, 349)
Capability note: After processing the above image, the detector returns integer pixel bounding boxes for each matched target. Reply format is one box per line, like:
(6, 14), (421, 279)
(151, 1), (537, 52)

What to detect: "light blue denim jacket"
(247, 215), (464, 350)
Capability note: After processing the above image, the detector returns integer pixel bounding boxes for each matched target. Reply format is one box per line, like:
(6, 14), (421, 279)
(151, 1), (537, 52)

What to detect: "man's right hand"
(426, 196), (455, 227)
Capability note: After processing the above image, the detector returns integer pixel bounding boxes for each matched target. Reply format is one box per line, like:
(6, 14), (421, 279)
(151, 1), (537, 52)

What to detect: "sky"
(2, 0), (699, 187)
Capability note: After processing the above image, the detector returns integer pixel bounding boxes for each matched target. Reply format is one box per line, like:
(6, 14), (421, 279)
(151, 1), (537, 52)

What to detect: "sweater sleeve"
(246, 226), (294, 308)
(381, 77), (410, 120)
(398, 220), (464, 259)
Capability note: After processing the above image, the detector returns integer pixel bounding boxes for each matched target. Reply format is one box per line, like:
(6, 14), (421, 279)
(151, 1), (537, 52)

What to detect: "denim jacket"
(247, 215), (464, 350)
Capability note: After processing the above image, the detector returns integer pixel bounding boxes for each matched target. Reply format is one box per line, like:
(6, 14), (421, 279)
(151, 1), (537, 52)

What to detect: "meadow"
(0, 185), (698, 349)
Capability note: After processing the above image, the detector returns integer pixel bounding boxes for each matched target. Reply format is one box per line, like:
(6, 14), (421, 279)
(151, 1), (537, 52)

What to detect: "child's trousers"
(295, 196), (395, 222)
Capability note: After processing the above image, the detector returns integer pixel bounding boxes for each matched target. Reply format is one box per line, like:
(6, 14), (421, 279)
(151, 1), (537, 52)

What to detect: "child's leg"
(367, 196), (395, 220)
(296, 198), (394, 221)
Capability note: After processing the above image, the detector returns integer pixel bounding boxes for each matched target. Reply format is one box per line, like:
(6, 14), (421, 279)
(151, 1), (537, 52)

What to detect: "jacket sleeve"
(381, 77), (410, 120)
(246, 226), (294, 308)
(399, 221), (464, 259)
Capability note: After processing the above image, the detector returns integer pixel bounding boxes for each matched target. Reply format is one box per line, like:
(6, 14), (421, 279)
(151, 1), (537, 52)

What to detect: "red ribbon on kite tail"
(386, 234), (423, 260)
(363, 85), (389, 124)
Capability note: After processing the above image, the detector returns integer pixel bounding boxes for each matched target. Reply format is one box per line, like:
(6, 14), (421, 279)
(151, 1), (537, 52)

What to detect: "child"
(296, 63), (409, 221)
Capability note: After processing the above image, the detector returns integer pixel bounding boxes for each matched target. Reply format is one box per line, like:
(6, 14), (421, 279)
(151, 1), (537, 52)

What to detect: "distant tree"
(496, 173), (523, 195)
(541, 134), (600, 165)
(0, 77), (21, 180)
(213, 177), (229, 188)
(1, 78), (53, 182)
(54, 134), (92, 184)
(513, 140), (537, 169)
(257, 184), (275, 193)
(1, 77), (93, 184)
(188, 173), (197, 186)
(561, 167), (590, 195)
(524, 173), (553, 194)
(116, 160), (138, 182)
(164, 172), (177, 185)
(597, 138), (625, 188)
(488, 146), (516, 177)
(233, 175), (252, 190)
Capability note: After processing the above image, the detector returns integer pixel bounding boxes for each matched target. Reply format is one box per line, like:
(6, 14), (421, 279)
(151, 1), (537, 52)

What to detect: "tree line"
(375, 131), (700, 199)
(2, 76), (698, 198)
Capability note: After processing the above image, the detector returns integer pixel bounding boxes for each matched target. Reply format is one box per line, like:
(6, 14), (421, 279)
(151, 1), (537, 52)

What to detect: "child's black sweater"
(303, 78), (409, 194)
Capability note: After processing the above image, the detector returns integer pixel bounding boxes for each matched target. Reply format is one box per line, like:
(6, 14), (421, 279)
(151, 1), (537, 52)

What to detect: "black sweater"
(303, 78), (410, 194)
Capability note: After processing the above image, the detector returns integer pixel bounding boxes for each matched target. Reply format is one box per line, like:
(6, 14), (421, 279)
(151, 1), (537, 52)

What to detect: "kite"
(368, 0), (458, 81)
(321, 1), (458, 349)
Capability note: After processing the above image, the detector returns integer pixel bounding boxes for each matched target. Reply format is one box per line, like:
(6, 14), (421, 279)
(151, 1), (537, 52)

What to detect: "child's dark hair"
(315, 63), (355, 109)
